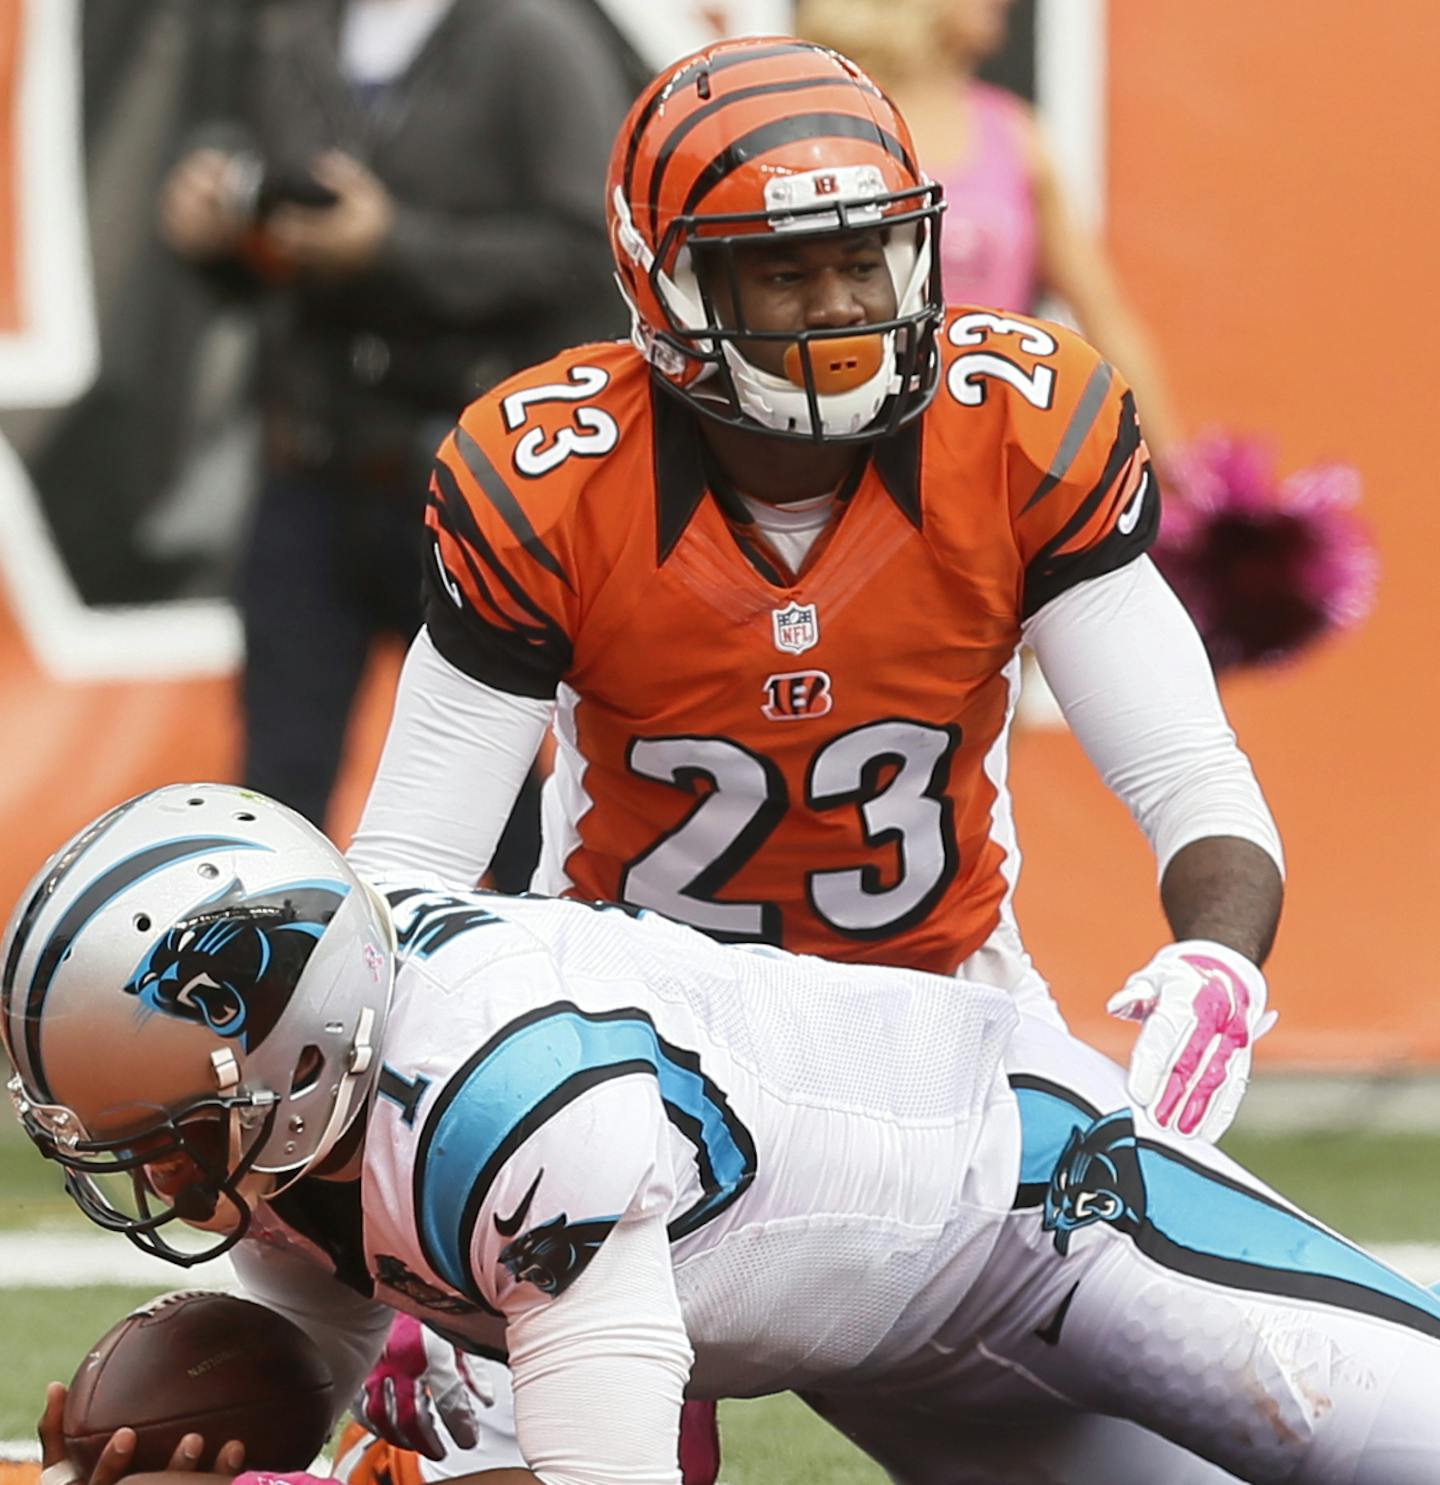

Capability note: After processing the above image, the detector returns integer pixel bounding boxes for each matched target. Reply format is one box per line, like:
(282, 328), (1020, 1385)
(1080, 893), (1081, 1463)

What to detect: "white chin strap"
(719, 334), (898, 437)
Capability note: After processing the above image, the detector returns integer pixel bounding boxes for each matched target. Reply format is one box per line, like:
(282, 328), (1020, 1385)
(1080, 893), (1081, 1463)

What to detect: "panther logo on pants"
(1043, 1108), (1148, 1255)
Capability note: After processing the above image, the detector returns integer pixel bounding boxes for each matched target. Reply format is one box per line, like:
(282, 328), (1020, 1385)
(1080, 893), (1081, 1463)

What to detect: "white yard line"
(0, 1230), (237, 1289)
(0, 1226), (1436, 1296)
(0, 1230), (1437, 1291)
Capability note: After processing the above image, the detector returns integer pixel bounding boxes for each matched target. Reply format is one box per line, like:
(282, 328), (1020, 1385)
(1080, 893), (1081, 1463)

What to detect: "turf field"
(4, 1106), (1439, 1480)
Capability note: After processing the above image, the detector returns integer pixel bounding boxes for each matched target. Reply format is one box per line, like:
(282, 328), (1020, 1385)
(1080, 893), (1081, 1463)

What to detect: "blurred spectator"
(795, 0), (1180, 459)
(159, 0), (636, 883)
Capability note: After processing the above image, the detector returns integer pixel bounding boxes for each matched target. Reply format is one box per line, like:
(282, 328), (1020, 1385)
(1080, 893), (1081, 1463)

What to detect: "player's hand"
(353, 1316), (494, 1462)
(264, 152), (394, 278)
(1106, 940), (1276, 1141)
(37, 1382), (247, 1485)
(158, 149), (250, 261)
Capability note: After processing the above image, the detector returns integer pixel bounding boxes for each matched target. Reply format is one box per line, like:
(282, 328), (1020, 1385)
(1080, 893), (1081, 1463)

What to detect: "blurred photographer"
(159, 0), (637, 874)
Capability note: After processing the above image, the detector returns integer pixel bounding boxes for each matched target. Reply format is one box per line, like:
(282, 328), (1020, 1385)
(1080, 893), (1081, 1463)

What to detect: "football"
(63, 1291), (334, 1474)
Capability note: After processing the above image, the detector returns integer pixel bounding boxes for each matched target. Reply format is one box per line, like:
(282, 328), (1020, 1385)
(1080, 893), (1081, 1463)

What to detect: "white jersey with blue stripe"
(357, 886), (1020, 1396)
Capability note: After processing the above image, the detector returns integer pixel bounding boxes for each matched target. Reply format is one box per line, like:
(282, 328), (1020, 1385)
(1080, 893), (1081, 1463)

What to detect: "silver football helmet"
(1, 783), (395, 1264)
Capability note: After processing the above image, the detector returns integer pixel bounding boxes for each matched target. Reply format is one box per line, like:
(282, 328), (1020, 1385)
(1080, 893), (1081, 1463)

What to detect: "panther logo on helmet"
(124, 882), (347, 1050)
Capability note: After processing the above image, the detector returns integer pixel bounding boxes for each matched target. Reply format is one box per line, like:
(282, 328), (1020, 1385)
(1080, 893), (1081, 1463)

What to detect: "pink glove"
(1107, 940), (1277, 1140)
(234, 1475), (331, 1485)
(353, 1315), (493, 1461)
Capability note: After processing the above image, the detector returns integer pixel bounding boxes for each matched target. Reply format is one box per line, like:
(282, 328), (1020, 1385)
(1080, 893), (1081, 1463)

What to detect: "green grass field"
(4, 1106), (1439, 1479)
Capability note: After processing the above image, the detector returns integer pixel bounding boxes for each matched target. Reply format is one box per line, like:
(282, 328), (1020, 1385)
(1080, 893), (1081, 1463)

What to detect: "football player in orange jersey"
(345, 35), (1283, 1484)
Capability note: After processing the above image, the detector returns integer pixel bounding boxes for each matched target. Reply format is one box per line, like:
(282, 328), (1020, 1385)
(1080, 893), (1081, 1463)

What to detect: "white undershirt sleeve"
(346, 627), (553, 888)
(1021, 557), (1284, 880)
(228, 1236), (393, 1425)
(507, 1212), (692, 1485)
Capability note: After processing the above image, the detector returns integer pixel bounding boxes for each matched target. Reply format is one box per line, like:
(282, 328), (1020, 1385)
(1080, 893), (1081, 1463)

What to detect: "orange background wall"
(1018, 0), (1440, 1063)
(2, 3), (1438, 1066)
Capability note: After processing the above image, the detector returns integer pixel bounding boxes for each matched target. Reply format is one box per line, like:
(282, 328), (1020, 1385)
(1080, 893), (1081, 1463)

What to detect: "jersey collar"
(652, 390), (925, 565)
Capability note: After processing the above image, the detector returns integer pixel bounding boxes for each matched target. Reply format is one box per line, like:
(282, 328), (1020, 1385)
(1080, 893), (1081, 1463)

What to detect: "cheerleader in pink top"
(935, 79), (1040, 311)
(797, 0), (1181, 459)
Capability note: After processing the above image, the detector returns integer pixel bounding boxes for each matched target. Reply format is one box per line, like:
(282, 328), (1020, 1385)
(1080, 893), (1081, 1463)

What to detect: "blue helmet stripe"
(414, 1002), (756, 1298)
(21, 836), (266, 1099)
(2, 796), (140, 1028)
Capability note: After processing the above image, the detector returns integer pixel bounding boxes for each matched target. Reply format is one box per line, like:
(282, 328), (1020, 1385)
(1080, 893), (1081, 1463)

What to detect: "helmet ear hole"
(289, 1046), (323, 1098)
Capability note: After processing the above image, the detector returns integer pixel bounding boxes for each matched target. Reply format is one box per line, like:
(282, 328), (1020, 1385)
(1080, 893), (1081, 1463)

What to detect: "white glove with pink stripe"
(353, 1314), (494, 1461)
(1107, 940), (1277, 1141)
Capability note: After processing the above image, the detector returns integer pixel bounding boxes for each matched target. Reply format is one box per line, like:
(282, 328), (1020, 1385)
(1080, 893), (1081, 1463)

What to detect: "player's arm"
(1008, 333), (1283, 925)
(227, 1233), (396, 1419)
(346, 628), (552, 887)
(496, 1210), (691, 1485)
(1008, 340), (1281, 1139)
(1024, 558), (1284, 1140)
(452, 1032), (688, 1485)
(1022, 556), (1284, 961)
(348, 398), (580, 886)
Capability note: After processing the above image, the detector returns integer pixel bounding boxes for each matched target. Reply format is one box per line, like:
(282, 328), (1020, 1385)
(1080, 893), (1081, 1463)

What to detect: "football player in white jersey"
(8, 786), (1439, 1485)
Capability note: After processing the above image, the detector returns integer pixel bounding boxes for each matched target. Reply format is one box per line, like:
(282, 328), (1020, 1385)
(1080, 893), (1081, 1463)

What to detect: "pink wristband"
(234, 1473), (332, 1485)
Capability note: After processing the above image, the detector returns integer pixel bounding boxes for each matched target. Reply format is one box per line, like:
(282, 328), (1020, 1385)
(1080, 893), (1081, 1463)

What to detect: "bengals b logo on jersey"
(762, 670), (833, 722)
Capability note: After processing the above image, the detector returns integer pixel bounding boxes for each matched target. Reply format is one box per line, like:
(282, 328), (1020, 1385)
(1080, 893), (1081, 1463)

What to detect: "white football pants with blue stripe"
(803, 1013), (1440, 1484)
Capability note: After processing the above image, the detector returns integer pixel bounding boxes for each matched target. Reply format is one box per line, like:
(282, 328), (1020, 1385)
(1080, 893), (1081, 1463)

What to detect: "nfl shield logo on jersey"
(772, 602), (820, 655)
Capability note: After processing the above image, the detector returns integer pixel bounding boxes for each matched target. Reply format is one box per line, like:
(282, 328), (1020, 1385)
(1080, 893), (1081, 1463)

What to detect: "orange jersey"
(425, 309), (1156, 973)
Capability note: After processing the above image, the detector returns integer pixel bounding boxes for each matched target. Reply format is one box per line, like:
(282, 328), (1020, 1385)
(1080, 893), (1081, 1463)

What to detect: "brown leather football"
(63, 1291), (334, 1474)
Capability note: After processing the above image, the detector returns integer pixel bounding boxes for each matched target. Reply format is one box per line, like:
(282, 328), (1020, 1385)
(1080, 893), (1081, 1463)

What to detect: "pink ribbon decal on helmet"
(1155, 953), (1252, 1135)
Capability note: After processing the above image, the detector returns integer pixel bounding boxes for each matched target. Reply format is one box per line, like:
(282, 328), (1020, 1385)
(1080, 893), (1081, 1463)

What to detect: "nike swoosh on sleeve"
(1116, 470), (1150, 536)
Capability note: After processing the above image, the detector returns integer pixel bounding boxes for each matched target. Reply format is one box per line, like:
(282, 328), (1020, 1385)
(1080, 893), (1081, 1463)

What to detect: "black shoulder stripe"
(622, 41), (828, 201)
(427, 499), (550, 646)
(452, 428), (573, 593)
(648, 75), (855, 231)
(1022, 459), (1158, 619)
(429, 461), (569, 642)
(1023, 360), (1117, 513)
(1027, 390), (1142, 568)
(682, 113), (914, 219)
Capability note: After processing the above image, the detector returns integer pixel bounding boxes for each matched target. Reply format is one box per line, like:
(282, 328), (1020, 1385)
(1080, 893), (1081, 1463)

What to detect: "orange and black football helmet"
(607, 37), (945, 443)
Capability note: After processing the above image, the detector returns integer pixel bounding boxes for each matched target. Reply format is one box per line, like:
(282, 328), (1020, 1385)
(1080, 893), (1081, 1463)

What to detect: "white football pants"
(802, 1014), (1440, 1484)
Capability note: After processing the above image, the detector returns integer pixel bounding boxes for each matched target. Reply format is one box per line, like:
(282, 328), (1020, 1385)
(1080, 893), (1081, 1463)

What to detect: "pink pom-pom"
(1151, 431), (1378, 672)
